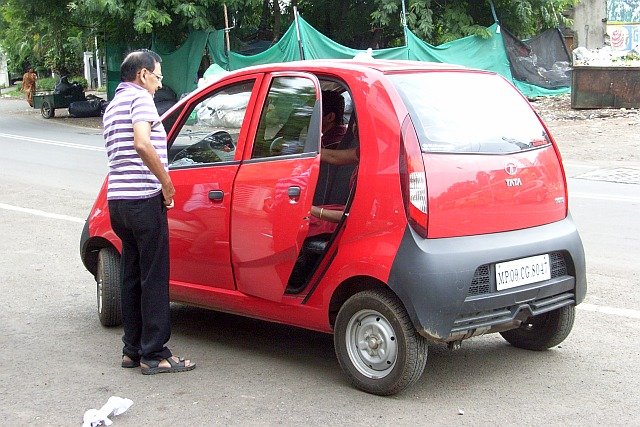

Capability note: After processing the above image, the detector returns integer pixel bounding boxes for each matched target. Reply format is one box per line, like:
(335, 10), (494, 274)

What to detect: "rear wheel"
(96, 247), (122, 327)
(334, 288), (428, 396)
(41, 100), (54, 118)
(500, 305), (575, 350)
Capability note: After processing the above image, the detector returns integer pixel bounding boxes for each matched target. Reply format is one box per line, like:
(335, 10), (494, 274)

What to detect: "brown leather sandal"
(140, 356), (195, 375)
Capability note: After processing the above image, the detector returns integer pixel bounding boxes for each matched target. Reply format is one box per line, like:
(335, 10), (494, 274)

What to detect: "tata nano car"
(81, 60), (586, 395)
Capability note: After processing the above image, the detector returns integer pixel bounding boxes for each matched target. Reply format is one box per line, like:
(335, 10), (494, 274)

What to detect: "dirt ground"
(529, 93), (639, 165)
(5, 92), (639, 166)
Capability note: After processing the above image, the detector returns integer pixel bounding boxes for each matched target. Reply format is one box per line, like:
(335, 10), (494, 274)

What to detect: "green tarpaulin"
(107, 16), (568, 100)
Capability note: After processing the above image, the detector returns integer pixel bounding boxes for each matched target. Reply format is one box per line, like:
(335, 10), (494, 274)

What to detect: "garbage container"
(571, 65), (640, 109)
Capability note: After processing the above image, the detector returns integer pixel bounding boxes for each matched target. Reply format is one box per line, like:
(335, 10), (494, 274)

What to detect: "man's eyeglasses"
(139, 69), (163, 82)
(149, 71), (163, 82)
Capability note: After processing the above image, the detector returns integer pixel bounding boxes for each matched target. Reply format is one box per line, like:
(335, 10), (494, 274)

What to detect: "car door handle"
(288, 186), (301, 198)
(208, 190), (224, 201)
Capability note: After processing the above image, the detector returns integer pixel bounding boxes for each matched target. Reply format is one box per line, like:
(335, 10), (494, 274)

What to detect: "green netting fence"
(106, 16), (569, 100)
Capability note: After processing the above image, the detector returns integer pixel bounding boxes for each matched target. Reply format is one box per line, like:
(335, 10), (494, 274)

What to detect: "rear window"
(389, 71), (550, 154)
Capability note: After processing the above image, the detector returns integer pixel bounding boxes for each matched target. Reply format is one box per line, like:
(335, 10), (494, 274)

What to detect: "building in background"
(568, 0), (640, 50)
(567, 0), (607, 49)
(0, 51), (9, 87)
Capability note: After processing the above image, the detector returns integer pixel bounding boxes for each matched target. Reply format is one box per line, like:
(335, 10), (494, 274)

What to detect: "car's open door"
(230, 72), (322, 301)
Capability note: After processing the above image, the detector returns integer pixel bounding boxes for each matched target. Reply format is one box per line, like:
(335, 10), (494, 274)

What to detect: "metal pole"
(95, 35), (102, 88)
(401, 0), (408, 47)
(488, 0), (498, 23)
(294, 6), (305, 60)
(488, 0), (500, 33)
(223, 3), (231, 54)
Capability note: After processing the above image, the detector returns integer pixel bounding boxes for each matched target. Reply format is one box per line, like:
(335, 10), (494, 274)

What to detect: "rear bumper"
(387, 215), (586, 342)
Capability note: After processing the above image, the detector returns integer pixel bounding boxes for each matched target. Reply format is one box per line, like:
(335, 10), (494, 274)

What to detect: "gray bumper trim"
(387, 215), (587, 342)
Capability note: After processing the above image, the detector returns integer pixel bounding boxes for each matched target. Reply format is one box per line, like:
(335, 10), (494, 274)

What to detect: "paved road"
(0, 98), (638, 425)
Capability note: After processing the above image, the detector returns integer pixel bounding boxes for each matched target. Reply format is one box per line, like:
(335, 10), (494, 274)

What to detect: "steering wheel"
(172, 131), (234, 165)
(270, 137), (304, 156)
(270, 137), (286, 156)
(203, 131), (234, 152)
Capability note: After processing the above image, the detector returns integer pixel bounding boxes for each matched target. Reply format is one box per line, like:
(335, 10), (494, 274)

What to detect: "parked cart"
(32, 91), (86, 119)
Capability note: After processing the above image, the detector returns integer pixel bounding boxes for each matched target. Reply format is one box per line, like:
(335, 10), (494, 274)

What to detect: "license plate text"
(495, 254), (551, 291)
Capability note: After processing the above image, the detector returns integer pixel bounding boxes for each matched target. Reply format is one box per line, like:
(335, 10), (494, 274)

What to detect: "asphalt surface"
(0, 95), (638, 426)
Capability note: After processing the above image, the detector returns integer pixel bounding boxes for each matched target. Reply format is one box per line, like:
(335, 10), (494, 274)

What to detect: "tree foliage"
(0, 0), (577, 74)
(67, 0), (273, 47)
(0, 0), (95, 74)
(370, 0), (577, 47)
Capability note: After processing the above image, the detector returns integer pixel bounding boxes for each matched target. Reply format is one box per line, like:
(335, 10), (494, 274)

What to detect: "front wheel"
(500, 305), (575, 350)
(96, 247), (122, 327)
(41, 100), (55, 118)
(334, 288), (428, 396)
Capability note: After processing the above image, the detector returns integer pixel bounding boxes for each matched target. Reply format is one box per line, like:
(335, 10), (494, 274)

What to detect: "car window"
(252, 76), (319, 159)
(168, 80), (255, 168)
(389, 72), (551, 154)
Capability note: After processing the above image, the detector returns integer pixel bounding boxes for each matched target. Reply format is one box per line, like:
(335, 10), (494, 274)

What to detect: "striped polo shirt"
(103, 82), (168, 200)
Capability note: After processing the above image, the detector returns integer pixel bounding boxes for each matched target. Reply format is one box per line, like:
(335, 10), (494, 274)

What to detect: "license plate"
(495, 254), (551, 291)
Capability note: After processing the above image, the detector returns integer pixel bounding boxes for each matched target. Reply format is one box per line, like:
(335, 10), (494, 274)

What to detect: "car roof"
(234, 59), (487, 77)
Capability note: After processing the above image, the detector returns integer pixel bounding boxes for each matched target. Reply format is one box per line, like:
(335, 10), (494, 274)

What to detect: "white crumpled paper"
(82, 396), (133, 427)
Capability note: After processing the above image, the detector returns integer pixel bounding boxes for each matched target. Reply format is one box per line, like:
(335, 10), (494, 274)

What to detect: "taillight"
(399, 116), (428, 237)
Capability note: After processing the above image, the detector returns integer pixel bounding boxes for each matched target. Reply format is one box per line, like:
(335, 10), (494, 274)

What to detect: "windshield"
(389, 71), (550, 154)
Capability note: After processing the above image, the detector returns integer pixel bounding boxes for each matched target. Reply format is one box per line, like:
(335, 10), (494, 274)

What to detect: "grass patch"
(36, 76), (88, 91)
(0, 85), (24, 98)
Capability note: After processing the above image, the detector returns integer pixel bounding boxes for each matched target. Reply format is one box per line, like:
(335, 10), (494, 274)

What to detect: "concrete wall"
(0, 52), (9, 87)
(572, 0), (608, 49)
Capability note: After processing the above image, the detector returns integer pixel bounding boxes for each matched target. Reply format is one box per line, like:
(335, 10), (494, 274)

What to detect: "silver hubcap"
(345, 309), (398, 379)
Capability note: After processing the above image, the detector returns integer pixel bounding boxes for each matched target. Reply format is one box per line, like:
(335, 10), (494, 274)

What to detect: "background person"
(22, 68), (37, 107)
(102, 49), (195, 375)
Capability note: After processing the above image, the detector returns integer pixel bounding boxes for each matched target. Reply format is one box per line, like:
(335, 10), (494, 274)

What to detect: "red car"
(81, 60), (586, 395)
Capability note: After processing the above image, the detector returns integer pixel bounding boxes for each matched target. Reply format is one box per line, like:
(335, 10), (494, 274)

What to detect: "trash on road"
(82, 396), (133, 427)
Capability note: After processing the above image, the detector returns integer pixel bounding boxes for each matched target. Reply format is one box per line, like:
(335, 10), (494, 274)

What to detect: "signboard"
(607, 23), (640, 50)
(608, 0), (640, 23)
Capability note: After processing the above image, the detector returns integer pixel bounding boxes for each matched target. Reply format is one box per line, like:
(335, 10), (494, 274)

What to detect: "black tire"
(500, 305), (575, 350)
(334, 288), (428, 396)
(96, 247), (122, 327)
(41, 100), (54, 118)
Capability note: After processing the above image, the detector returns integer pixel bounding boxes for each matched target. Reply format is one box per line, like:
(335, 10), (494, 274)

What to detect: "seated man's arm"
(311, 205), (343, 223)
(321, 147), (358, 165)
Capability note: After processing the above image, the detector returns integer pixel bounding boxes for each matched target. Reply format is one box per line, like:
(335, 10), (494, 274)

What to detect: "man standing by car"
(102, 49), (195, 375)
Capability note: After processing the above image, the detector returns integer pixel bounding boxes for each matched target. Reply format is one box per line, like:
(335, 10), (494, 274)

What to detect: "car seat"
(313, 113), (359, 206)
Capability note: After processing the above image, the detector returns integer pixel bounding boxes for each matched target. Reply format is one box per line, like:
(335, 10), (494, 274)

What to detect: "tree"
(489, 0), (577, 37)
(0, 0), (578, 75)
(0, 0), (100, 75)
(291, 1), (378, 48)
(67, 0), (278, 49)
(370, 0), (577, 47)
